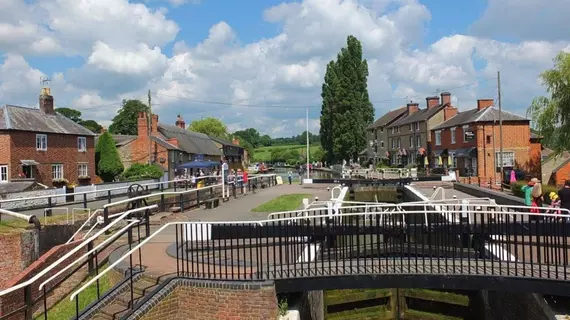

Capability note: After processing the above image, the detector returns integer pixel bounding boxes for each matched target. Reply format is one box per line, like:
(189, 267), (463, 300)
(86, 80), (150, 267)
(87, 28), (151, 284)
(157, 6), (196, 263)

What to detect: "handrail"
(70, 204), (570, 300)
(40, 220), (141, 290)
(0, 204), (157, 298)
(102, 183), (224, 209)
(430, 186), (445, 200)
(0, 174), (229, 205)
(66, 209), (103, 244)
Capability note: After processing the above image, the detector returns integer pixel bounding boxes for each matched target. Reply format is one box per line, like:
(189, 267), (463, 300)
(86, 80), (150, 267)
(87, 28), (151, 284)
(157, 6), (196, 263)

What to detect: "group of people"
(521, 178), (570, 220)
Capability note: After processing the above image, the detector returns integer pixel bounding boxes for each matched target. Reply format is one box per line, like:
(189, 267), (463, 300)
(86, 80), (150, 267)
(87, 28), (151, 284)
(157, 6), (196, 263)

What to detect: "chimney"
(39, 87), (55, 114)
(444, 107), (458, 121)
(426, 96), (440, 109)
(406, 102), (419, 115)
(151, 114), (158, 134)
(100, 126), (107, 133)
(137, 112), (148, 137)
(477, 99), (494, 111)
(232, 137), (240, 145)
(440, 92), (451, 105)
(175, 114), (186, 129)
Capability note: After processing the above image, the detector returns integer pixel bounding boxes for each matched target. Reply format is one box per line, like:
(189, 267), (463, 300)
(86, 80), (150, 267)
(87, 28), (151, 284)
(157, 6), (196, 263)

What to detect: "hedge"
(510, 181), (559, 205)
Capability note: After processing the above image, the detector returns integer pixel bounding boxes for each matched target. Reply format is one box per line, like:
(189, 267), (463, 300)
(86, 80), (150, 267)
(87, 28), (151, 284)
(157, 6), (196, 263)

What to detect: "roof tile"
(0, 105), (95, 136)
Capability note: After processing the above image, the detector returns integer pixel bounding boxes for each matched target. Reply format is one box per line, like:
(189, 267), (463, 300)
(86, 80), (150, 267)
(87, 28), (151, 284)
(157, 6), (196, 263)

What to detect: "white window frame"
(409, 123), (413, 131)
(462, 125), (470, 142)
(495, 152), (515, 168)
(52, 164), (63, 180)
(449, 152), (457, 168)
(416, 122), (420, 131)
(435, 130), (442, 146)
(36, 134), (47, 151)
(0, 165), (8, 182)
(78, 163), (88, 177)
(416, 135), (421, 148)
(77, 137), (87, 152)
(450, 127), (456, 144)
(409, 136), (414, 148)
(380, 127), (384, 133)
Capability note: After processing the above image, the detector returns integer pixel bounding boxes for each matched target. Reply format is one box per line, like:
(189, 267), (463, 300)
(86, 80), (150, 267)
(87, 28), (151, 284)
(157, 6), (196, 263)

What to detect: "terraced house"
(0, 86), (96, 187)
(366, 107), (407, 165)
(430, 99), (541, 181)
(386, 92), (457, 166)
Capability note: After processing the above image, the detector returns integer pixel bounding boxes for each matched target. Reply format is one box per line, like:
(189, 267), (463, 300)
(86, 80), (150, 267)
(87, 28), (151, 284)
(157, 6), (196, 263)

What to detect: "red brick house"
(100, 113), (224, 181)
(0, 87), (96, 187)
(430, 99), (540, 182)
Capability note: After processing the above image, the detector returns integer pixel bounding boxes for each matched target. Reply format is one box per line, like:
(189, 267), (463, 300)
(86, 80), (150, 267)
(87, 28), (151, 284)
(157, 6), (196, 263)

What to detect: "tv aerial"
(40, 76), (51, 88)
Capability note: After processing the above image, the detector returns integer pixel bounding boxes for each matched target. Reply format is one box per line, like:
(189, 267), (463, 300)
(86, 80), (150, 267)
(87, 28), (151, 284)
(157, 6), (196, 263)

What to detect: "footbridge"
(2, 184), (570, 320)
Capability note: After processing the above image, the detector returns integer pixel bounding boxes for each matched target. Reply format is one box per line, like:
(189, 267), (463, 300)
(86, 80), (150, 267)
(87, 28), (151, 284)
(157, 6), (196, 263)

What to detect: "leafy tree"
(259, 134), (272, 147)
(528, 51), (570, 154)
(80, 120), (103, 133)
(96, 131), (124, 182)
(188, 117), (229, 139)
(319, 36), (374, 163)
(56, 107), (82, 122)
(109, 99), (149, 135)
(234, 128), (261, 147)
(122, 163), (164, 180)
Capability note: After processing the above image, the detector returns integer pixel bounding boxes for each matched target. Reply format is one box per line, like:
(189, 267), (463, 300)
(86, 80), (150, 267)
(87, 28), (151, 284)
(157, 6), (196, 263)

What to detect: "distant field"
(253, 144), (321, 162)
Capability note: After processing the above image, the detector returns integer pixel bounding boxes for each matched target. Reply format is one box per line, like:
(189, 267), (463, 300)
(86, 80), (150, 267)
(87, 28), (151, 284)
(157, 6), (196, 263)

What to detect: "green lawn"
(252, 144), (321, 162)
(36, 267), (112, 320)
(251, 194), (312, 212)
(0, 212), (91, 234)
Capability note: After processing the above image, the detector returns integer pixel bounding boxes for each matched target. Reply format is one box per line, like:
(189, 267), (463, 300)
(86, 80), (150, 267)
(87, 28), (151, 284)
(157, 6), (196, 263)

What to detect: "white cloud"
(0, 0), (569, 137)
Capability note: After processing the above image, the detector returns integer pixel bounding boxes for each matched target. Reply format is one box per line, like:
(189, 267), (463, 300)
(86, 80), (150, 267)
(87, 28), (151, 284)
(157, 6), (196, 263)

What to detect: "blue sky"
(0, 0), (568, 137)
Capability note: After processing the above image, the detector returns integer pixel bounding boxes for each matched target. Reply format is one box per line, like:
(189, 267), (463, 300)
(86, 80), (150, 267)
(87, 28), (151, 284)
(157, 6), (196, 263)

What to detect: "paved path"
(115, 183), (336, 276)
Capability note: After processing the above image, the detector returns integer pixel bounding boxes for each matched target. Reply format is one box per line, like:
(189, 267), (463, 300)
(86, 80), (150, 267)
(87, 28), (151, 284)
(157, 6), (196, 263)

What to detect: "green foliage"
(109, 99), (149, 135)
(270, 148), (300, 165)
(320, 35), (374, 163)
(277, 298), (288, 317)
(80, 120), (103, 133)
(122, 163), (164, 181)
(253, 145), (321, 163)
(528, 51), (570, 154)
(233, 128), (262, 147)
(55, 107), (82, 122)
(234, 134), (255, 159)
(251, 194), (312, 212)
(188, 117), (229, 139)
(96, 132), (124, 182)
(233, 128), (320, 148)
(55, 107), (103, 133)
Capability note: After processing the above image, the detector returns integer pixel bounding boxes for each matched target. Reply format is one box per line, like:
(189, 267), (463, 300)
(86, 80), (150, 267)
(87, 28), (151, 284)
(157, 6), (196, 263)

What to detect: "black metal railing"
(170, 204), (570, 282)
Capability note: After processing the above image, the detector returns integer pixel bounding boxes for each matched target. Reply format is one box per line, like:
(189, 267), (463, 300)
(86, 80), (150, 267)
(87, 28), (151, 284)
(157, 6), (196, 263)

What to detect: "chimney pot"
(39, 90), (55, 114)
(407, 102), (419, 115)
(426, 96), (440, 109)
(175, 114), (186, 129)
(477, 99), (494, 111)
(440, 92), (451, 105)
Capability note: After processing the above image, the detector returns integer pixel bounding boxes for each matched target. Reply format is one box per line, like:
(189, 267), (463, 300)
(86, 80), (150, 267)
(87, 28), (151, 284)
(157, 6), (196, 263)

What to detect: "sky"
(1, 0), (569, 138)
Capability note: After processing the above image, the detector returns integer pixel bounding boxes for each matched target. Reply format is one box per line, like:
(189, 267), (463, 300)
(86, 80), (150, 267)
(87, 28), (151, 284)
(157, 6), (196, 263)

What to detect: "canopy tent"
(177, 160), (219, 169)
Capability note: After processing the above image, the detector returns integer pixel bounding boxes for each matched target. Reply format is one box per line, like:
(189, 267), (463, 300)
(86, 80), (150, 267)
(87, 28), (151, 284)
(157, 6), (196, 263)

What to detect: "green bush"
(511, 181), (558, 205)
(96, 132), (124, 182)
(122, 163), (164, 181)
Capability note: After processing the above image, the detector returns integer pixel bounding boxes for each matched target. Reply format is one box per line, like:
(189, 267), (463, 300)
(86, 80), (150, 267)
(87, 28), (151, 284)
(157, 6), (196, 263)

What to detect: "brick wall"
(136, 279), (278, 320)
(0, 231), (37, 289)
(5, 131), (95, 186)
(0, 240), (86, 320)
(475, 122), (533, 181)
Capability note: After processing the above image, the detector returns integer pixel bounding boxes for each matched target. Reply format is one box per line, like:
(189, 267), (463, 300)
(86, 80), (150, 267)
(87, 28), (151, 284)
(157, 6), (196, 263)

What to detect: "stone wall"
(480, 290), (556, 320)
(296, 290), (324, 320)
(0, 231), (37, 289)
(131, 279), (278, 320)
(0, 240), (85, 320)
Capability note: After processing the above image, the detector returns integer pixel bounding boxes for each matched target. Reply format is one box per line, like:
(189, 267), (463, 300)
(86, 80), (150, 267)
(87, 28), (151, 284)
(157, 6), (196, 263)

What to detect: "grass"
(35, 265), (112, 320)
(0, 212), (91, 234)
(250, 194), (312, 212)
(252, 144), (321, 162)
(326, 288), (391, 305)
(404, 309), (463, 320)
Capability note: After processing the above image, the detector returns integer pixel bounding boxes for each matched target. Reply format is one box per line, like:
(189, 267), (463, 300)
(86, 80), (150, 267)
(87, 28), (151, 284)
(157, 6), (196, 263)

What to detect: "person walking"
(521, 178), (537, 210)
(288, 171), (293, 185)
(530, 181), (544, 221)
(558, 180), (570, 220)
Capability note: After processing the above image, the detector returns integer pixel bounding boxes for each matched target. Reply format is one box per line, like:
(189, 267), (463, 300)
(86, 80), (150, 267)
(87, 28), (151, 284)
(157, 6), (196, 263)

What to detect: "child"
(548, 191), (561, 218)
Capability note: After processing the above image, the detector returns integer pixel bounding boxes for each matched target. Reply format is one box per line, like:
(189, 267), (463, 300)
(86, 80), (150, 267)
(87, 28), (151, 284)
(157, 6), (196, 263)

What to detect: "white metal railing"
(39, 219), (141, 291)
(70, 204), (570, 301)
(66, 209), (102, 244)
(430, 186), (445, 200)
(0, 205), (157, 298)
(0, 208), (37, 224)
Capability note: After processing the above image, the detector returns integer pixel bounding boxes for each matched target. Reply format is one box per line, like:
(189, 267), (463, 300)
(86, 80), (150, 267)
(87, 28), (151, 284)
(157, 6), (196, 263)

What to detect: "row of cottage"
(0, 87), (246, 193)
(364, 92), (544, 183)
